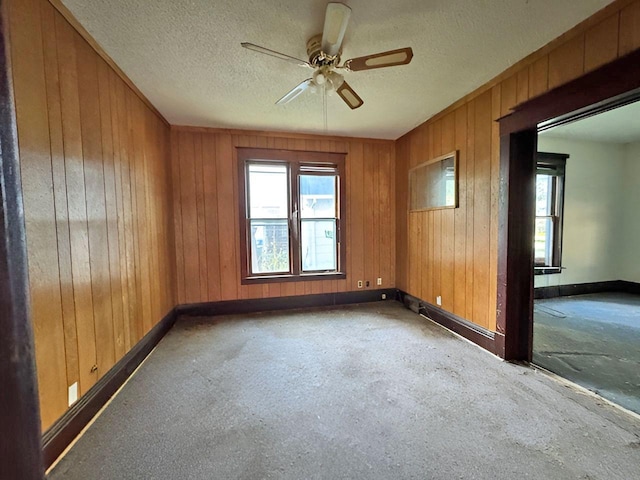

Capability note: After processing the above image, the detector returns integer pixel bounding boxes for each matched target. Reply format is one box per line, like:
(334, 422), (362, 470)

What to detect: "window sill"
(534, 267), (562, 275)
(241, 272), (346, 285)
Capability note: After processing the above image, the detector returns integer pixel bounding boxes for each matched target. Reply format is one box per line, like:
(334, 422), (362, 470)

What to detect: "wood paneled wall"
(171, 128), (395, 303)
(396, 0), (640, 332)
(8, 0), (175, 431)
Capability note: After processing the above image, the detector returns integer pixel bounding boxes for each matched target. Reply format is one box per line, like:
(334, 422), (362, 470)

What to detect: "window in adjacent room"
(534, 152), (568, 274)
(238, 148), (346, 283)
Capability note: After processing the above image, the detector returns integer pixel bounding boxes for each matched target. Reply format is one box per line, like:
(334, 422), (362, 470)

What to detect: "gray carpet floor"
(50, 301), (640, 480)
(533, 292), (640, 415)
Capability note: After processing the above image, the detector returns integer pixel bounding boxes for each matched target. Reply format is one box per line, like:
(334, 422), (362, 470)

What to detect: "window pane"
(248, 164), (288, 218)
(300, 175), (336, 218)
(300, 219), (336, 271)
(250, 220), (290, 274)
(534, 217), (554, 266)
(536, 174), (552, 216)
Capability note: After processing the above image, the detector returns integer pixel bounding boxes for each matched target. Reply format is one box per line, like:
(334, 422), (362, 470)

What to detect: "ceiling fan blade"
(336, 81), (364, 110)
(241, 42), (311, 67)
(321, 2), (351, 57)
(346, 47), (414, 71)
(276, 78), (313, 105)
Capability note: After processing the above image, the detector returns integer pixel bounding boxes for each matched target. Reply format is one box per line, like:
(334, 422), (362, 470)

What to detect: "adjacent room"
(533, 101), (640, 414)
(2, 0), (640, 479)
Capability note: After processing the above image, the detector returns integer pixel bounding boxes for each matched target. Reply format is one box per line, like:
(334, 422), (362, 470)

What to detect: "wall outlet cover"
(436, 295), (442, 306)
(377, 277), (382, 285)
(68, 382), (78, 407)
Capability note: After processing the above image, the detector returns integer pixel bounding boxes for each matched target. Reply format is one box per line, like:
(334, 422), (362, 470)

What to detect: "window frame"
(534, 151), (568, 275)
(237, 148), (346, 284)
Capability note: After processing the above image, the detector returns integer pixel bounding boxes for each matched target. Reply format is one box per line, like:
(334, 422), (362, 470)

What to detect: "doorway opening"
(532, 100), (640, 414)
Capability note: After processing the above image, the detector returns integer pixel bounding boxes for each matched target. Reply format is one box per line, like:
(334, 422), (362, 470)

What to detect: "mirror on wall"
(408, 151), (458, 211)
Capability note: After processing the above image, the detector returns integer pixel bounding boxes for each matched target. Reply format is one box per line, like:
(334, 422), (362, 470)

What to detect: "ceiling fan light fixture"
(327, 71), (344, 90)
(313, 70), (327, 85)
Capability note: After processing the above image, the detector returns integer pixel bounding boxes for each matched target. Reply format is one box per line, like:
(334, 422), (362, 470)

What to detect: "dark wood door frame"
(496, 48), (640, 361)
(0, 2), (45, 478)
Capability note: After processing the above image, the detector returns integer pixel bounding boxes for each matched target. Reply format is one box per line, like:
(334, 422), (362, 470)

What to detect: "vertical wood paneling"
(54, 12), (98, 396)
(585, 14), (620, 72)
(363, 143), (376, 290)
(97, 58), (125, 361)
(500, 74), (517, 117)
(395, 138), (408, 292)
(472, 92), (492, 329)
(440, 113), (455, 312)
(9, 0), (175, 431)
(203, 134), (221, 301)
(620, 1), (640, 55)
(76, 33), (117, 376)
(516, 69), (529, 105)
(108, 69), (131, 352)
(350, 141), (366, 291)
(453, 105), (467, 317)
(464, 101), (476, 322)
(40, 1), (80, 391)
(215, 134), (238, 300)
(548, 34), (585, 89)
(528, 56), (549, 99)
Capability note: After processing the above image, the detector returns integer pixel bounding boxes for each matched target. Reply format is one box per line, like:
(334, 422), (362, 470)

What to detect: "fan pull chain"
(323, 83), (328, 133)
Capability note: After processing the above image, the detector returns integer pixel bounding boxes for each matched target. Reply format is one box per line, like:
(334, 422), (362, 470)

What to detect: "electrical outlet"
(357, 280), (363, 288)
(68, 382), (78, 407)
(381, 293), (387, 300)
(436, 295), (442, 306)
(377, 277), (382, 286)
(365, 280), (370, 287)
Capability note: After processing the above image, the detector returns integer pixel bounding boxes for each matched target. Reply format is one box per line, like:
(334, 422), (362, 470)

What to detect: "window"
(408, 151), (458, 211)
(534, 152), (568, 274)
(238, 148), (346, 283)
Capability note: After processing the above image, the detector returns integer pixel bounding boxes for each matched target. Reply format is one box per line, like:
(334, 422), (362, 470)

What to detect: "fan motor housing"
(306, 34), (340, 67)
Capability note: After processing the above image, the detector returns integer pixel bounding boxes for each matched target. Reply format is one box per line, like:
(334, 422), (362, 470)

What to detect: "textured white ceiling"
(61, 0), (614, 139)
(541, 101), (640, 144)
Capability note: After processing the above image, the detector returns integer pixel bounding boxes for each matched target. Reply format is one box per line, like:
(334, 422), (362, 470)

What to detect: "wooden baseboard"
(397, 290), (504, 358)
(176, 289), (397, 317)
(42, 308), (177, 469)
(534, 280), (640, 299)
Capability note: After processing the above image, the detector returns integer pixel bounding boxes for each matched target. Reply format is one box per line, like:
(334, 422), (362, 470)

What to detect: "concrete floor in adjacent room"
(50, 302), (640, 480)
(533, 292), (640, 415)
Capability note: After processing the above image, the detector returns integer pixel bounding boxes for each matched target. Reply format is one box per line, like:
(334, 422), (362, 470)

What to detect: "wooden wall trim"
(43, 308), (177, 470)
(496, 131), (536, 361)
(397, 291), (503, 357)
(0, 1), (44, 476)
(398, 0), (638, 139)
(171, 124), (395, 145)
(176, 289), (397, 317)
(534, 280), (640, 299)
(46, 0), (169, 126)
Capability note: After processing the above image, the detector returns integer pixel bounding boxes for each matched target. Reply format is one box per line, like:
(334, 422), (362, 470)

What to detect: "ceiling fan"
(241, 2), (413, 110)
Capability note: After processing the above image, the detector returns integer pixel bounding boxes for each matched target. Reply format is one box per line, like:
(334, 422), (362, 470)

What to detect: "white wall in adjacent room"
(535, 136), (627, 288)
(619, 141), (640, 283)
